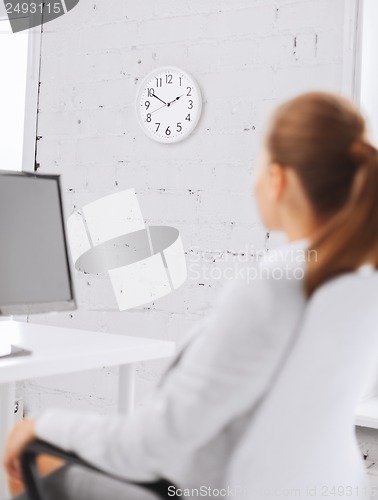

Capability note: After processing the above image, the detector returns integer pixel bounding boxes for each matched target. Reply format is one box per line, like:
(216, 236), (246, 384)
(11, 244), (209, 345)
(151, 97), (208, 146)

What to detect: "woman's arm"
(7, 266), (305, 484)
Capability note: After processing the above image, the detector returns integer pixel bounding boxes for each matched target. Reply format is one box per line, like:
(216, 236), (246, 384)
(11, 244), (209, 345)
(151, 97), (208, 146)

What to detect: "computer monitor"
(0, 171), (75, 319)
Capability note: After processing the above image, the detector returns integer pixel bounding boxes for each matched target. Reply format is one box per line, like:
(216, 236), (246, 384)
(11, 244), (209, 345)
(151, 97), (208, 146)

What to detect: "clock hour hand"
(151, 93), (167, 106)
(167, 94), (184, 107)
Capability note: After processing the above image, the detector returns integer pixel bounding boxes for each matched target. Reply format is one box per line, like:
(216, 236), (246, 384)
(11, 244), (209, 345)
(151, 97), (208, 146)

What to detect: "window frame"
(341, 0), (363, 101)
(0, 16), (42, 172)
(22, 23), (42, 172)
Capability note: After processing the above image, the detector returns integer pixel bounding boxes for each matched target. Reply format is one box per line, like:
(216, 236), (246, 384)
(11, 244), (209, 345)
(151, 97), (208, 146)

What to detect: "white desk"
(0, 321), (175, 499)
(355, 396), (378, 429)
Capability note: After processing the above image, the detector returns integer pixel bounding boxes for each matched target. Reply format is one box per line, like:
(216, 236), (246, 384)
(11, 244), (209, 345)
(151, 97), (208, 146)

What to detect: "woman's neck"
(283, 212), (323, 243)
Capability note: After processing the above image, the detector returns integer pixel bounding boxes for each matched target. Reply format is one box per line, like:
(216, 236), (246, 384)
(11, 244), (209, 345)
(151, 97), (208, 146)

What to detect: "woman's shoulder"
(191, 240), (308, 357)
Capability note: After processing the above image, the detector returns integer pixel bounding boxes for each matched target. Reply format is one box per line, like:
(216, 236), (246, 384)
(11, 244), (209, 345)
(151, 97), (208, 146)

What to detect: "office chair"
(226, 269), (378, 495)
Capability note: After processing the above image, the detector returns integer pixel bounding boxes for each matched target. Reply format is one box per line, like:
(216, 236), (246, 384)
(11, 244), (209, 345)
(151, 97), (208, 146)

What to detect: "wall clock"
(136, 66), (202, 143)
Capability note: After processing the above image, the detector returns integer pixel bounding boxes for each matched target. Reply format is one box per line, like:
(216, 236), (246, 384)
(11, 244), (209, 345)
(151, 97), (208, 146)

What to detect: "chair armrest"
(20, 439), (176, 500)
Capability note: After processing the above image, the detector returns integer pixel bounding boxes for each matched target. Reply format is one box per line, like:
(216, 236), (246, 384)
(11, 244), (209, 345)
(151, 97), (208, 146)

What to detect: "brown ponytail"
(265, 91), (378, 297)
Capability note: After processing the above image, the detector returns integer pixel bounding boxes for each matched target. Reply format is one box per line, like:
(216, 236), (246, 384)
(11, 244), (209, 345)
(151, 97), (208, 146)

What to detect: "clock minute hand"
(167, 94), (184, 107)
(151, 93), (167, 105)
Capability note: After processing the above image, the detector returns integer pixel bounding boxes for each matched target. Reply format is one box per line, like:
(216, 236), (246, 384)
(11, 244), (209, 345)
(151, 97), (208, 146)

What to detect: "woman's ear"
(267, 162), (286, 200)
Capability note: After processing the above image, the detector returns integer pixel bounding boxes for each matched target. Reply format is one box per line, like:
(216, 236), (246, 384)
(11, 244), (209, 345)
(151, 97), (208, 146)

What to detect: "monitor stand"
(0, 344), (32, 359)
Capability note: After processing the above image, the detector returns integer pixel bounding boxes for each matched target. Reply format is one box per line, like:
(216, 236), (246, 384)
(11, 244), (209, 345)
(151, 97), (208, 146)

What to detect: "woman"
(4, 91), (378, 499)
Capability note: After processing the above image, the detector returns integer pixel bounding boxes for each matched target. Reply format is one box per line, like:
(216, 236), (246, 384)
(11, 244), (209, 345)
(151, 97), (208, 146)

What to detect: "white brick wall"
(22, 0), (347, 416)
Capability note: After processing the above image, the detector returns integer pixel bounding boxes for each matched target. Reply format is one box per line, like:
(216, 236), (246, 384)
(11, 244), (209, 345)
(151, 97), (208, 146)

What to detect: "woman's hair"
(264, 91), (378, 297)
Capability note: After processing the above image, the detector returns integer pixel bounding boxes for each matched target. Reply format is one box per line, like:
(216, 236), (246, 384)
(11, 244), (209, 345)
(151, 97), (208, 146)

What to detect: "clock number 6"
(165, 126), (171, 136)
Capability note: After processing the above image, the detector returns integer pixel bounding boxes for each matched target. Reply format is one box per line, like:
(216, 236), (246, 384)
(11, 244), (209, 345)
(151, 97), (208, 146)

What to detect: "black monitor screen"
(0, 172), (75, 315)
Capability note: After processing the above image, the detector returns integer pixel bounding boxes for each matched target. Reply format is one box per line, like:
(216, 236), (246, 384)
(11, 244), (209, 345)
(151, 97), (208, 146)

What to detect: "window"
(0, 14), (41, 171)
(353, 0), (378, 428)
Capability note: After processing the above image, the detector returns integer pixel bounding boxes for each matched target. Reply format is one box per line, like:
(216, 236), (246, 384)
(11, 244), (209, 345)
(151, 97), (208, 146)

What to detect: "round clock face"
(136, 67), (202, 143)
